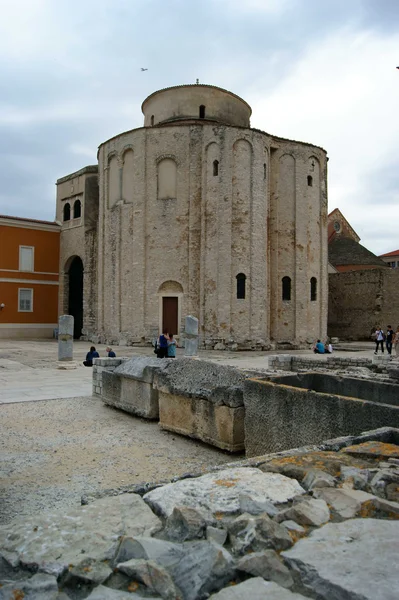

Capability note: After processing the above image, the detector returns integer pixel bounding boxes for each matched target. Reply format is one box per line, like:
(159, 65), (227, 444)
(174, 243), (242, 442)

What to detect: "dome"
(142, 84), (252, 128)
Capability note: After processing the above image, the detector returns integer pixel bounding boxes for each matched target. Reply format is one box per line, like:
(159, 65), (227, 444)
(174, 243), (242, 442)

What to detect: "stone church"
(56, 84), (328, 348)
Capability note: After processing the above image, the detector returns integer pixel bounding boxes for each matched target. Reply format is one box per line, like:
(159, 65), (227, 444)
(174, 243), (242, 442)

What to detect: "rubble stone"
(237, 550), (294, 588)
(227, 513), (293, 555)
(208, 578), (308, 599)
(275, 498), (330, 526)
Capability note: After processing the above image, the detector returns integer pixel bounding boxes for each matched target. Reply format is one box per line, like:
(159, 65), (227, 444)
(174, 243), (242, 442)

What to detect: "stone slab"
(209, 578), (307, 599)
(185, 315), (199, 337)
(144, 467), (305, 519)
(113, 356), (169, 383)
(282, 519), (399, 600)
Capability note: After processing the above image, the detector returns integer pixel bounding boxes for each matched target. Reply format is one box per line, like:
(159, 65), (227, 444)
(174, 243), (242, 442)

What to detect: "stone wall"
(328, 268), (399, 340)
(92, 357), (128, 397)
(268, 354), (375, 371)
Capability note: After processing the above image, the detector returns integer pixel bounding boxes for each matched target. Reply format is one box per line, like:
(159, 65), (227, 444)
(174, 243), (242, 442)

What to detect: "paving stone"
(208, 577), (307, 599)
(275, 498), (330, 526)
(163, 506), (206, 542)
(144, 468), (304, 519)
(227, 513), (293, 555)
(0, 573), (59, 600)
(313, 488), (375, 519)
(117, 558), (181, 599)
(301, 469), (336, 490)
(237, 550), (294, 588)
(282, 519), (399, 600)
(0, 494), (162, 575)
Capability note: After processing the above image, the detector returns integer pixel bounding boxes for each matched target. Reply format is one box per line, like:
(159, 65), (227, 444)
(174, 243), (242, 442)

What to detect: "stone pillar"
(57, 315), (77, 369)
(184, 315), (199, 356)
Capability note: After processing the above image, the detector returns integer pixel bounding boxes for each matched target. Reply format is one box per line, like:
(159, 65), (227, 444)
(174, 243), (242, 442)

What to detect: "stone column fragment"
(184, 315), (199, 356)
(57, 315), (77, 369)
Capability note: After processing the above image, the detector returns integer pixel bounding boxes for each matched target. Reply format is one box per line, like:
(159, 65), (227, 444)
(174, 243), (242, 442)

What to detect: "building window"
(73, 199), (81, 219)
(310, 277), (317, 301)
(151, 115), (154, 126)
(236, 273), (246, 299)
(157, 157), (177, 200)
(19, 246), (34, 272)
(333, 221), (341, 232)
(63, 203), (71, 221)
(199, 105), (206, 119)
(213, 160), (219, 176)
(307, 175), (313, 187)
(263, 163), (267, 180)
(18, 288), (33, 312)
(282, 276), (291, 301)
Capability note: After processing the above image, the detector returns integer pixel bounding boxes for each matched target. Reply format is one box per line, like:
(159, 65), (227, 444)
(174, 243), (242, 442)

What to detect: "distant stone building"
(379, 249), (399, 269)
(57, 84), (328, 349)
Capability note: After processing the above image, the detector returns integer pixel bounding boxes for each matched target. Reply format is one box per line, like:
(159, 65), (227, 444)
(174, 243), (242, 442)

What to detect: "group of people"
(374, 326), (399, 356)
(83, 346), (116, 367)
(155, 331), (177, 358)
(313, 340), (333, 354)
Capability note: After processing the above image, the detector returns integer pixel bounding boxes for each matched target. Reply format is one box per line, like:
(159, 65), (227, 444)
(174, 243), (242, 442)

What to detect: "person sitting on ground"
(83, 346), (100, 367)
(106, 346), (116, 358)
(324, 340), (333, 354)
(313, 339), (325, 354)
(167, 333), (177, 358)
(157, 330), (169, 358)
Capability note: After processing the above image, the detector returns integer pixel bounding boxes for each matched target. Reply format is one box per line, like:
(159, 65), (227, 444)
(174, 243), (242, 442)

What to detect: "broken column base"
(57, 360), (78, 370)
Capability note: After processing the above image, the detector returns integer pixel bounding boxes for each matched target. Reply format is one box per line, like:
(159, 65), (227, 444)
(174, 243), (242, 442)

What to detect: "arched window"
(282, 276), (291, 301)
(63, 203), (70, 222)
(73, 199), (81, 219)
(310, 277), (317, 301)
(307, 175), (313, 187)
(213, 160), (219, 176)
(236, 273), (246, 299)
(151, 115), (154, 126)
(199, 105), (206, 119)
(263, 163), (267, 180)
(158, 158), (177, 200)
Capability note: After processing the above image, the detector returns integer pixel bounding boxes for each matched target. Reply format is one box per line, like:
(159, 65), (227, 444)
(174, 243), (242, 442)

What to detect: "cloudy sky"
(1, 0), (398, 255)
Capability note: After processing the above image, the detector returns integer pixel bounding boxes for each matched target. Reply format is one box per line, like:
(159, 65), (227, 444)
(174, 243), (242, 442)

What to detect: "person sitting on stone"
(313, 340), (325, 354)
(106, 346), (116, 357)
(324, 340), (333, 354)
(83, 346), (100, 367)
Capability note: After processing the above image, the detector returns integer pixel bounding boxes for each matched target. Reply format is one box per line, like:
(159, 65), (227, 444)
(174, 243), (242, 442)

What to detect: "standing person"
(83, 346), (99, 367)
(106, 346), (116, 357)
(167, 333), (177, 358)
(386, 326), (394, 356)
(157, 330), (169, 358)
(394, 326), (399, 357)
(374, 327), (384, 354)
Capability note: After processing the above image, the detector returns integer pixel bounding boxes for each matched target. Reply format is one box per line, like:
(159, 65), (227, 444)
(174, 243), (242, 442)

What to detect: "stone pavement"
(0, 339), (384, 404)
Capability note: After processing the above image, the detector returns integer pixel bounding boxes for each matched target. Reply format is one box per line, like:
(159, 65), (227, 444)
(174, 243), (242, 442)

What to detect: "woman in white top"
(374, 327), (385, 355)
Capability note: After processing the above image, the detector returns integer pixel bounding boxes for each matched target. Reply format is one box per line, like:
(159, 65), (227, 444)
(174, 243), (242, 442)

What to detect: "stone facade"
(57, 84), (328, 348)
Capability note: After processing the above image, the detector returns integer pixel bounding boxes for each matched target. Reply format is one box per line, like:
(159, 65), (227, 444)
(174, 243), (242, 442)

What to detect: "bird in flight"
(141, 68), (148, 71)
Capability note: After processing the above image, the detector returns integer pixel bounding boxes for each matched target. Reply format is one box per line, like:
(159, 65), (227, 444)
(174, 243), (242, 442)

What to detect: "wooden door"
(162, 297), (178, 335)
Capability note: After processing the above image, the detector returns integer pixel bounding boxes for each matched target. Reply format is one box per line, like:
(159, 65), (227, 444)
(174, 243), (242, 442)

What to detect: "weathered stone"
(313, 487), (375, 519)
(117, 558), (181, 599)
(0, 573), (59, 600)
(282, 519), (399, 600)
(67, 557), (113, 585)
(386, 482), (399, 502)
(227, 513), (293, 555)
(280, 521), (306, 534)
(275, 498), (330, 527)
(239, 492), (278, 516)
(184, 338), (199, 356)
(206, 526), (227, 546)
(113, 536), (183, 568)
(209, 578), (307, 599)
(237, 550), (294, 588)
(0, 494), (161, 574)
(301, 469), (336, 491)
(144, 468), (305, 519)
(185, 315), (199, 337)
(87, 585), (158, 599)
(341, 441), (399, 459)
(57, 315), (76, 367)
(370, 468), (399, 497)
(163, 506), (206, 542)
(339, 465), (369, 490)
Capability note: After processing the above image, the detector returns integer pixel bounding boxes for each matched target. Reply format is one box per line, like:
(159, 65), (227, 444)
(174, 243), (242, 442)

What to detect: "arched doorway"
(157, 281), (183, 336)
(67, 256), (84, 339)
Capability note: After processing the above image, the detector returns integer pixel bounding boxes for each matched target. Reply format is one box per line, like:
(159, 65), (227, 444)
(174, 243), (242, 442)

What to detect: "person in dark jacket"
(157, 330), (169, 358)
(106, 346), (116, 357)
(386, 325), (394, 355)
(83, 346), (100, 367)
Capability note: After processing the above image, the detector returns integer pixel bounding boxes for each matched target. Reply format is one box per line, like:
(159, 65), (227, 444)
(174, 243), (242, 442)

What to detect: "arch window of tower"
(63, 203), (71, 222)
(213, 160), (219, 176)
(73, 199), (81, 219)
(199, 105), (206, 119)
(310, 277), (317, 301)
(307, 175), (313, 187)
(282, 276), (291, 301)
(151, 115), (154, 126)
(236, 273), (246, 299)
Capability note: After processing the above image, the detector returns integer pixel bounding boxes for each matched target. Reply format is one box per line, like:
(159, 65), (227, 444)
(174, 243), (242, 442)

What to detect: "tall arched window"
(310, 277), (317, 301)
(151, 115), (154, 126)
(158, 158), (177, 200)
(199, 105), (206, 119)
(263, 163), (267, 179)
(307, 175), (313, 187)
(282, 276), (291, 301)
(213, 160), (219, 176)
(73, 199), (81, 219)
(63, 203), (70, 222)
(236, 273), (246, 299)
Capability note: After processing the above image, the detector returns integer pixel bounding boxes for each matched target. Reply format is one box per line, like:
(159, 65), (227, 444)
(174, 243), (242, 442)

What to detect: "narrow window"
(282, 276), (291, 301)
(310, 277), (317, 301)
(307, 175), (313, 187)
(19, 246), (34, 272)
(236, 273), (246, 299)
(18, 288), (33, 312)
(151, 115), (154, 126)
(199, 105), (206, 119)
(63, 203), (71, 221)
(213, 160), (219, 176)
(263, 163), (267, 180)
(73, 199), (81, 219)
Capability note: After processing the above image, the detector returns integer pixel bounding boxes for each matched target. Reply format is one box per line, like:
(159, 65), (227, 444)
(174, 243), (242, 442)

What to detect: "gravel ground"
(0, 396), (241, 525)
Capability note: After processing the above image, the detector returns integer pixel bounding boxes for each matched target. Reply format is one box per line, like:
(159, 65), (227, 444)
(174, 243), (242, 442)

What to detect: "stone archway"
(157, 281), (183, 336)
(65, 256), (84, 339)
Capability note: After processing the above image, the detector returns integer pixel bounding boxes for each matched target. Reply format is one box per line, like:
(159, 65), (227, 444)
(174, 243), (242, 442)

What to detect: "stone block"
(185, 315), (198, 336)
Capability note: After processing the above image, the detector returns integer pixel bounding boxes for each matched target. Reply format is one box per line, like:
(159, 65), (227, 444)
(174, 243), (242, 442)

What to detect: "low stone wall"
(92, 357), (128, 397)
(244, 377), (399, 457)
(269, 354), (377, 371)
